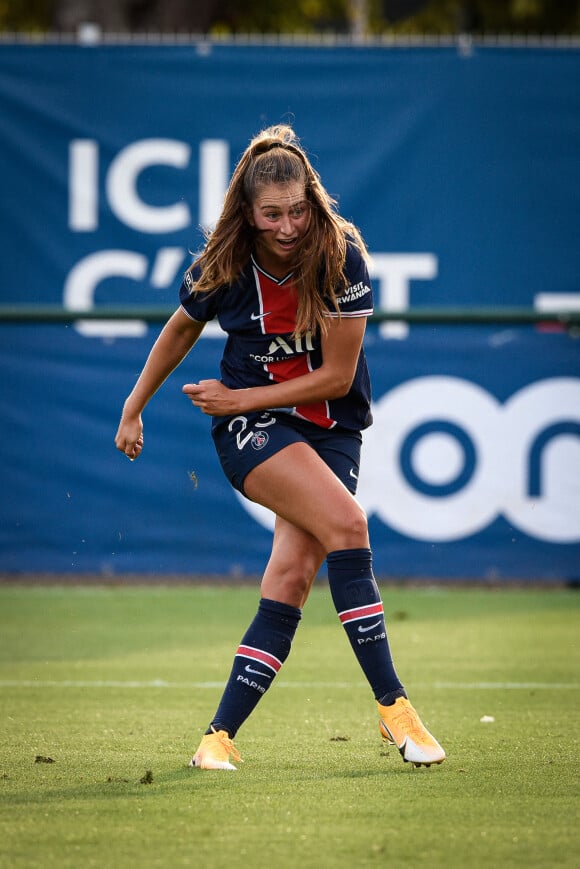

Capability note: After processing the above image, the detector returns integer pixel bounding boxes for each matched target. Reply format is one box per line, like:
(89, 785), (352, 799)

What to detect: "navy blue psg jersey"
(179, 241), (373, 432)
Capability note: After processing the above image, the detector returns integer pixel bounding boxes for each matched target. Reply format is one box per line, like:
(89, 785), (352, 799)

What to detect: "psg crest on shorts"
(251, 431), (269, 450)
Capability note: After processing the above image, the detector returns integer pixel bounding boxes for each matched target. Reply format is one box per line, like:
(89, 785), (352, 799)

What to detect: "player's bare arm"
(182, 315), (367, 417)
(115, 308), (205, 459)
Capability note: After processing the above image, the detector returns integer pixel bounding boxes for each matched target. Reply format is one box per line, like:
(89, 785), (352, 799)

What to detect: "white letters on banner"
(238, 377), (580, 545)
(65, 137), (438, 339)
(106, 139), (191, 233)
(69, 138), (193, 233)
(370, 254), (438, 339)
(69, 140), (99, 231)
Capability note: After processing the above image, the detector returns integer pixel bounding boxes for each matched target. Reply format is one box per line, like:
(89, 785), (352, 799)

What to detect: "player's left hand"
(182, 380), (241, 416)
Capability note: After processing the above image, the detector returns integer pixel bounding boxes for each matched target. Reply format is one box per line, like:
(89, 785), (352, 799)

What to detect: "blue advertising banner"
(0, 43), (579, 579)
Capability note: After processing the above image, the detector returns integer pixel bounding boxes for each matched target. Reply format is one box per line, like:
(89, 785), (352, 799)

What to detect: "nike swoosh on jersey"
(250, 311), (272, 320)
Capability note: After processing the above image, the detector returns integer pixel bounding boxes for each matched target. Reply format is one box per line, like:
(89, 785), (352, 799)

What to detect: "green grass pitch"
(0, 583), (578, 868)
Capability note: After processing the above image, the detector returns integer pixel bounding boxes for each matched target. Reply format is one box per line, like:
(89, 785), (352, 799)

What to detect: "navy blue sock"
(326, 548), (406, 704)
(209, 598), (301, 738)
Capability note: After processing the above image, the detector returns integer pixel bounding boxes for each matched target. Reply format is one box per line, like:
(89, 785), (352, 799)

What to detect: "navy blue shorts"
(211, 411), (362, 497)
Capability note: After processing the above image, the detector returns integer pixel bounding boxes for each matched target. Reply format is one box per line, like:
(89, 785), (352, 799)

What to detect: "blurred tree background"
(1, 0), (578, 36)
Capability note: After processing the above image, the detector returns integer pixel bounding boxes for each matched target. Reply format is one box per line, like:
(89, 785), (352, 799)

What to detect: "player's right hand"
(115, 416), (144, 461)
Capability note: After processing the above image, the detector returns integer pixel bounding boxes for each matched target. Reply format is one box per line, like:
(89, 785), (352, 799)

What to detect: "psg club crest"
(251, 431), (269, 450)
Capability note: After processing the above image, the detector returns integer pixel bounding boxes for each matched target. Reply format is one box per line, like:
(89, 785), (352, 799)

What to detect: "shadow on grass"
(2, 753), (447, 809)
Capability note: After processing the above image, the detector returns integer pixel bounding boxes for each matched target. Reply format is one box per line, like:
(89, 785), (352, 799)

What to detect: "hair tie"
(257, 140), (302, 157)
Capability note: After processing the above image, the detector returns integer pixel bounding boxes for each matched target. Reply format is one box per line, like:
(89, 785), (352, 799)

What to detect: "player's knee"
(285, 560), (317, 595)
(262, 557), (317, 606)
(332, 503), (369, 550)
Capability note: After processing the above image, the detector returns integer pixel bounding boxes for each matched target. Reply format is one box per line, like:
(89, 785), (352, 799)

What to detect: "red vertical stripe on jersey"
(254, 267), (334, 428)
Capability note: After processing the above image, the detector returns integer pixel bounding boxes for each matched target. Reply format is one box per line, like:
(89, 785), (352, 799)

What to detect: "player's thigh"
(261, 515), (326, 608)
(243, 442), (369, 552)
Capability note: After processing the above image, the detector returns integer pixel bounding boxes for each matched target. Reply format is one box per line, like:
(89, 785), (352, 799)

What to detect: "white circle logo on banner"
(237, 376), (580, 544)
(499, 378), (580, 542)
(360, 377), (503, 541)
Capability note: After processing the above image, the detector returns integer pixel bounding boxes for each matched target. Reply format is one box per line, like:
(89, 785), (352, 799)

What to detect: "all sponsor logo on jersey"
(249, 333), (315, 365)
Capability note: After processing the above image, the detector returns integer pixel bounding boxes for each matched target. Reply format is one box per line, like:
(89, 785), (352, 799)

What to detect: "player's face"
(248, 182), (311, 274)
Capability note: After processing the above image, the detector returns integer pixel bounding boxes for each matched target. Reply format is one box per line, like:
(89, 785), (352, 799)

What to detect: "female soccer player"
(115, 125), (445, 770)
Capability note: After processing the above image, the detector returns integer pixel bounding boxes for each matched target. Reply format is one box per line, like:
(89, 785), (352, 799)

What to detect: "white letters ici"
(69, 138), (191, 232)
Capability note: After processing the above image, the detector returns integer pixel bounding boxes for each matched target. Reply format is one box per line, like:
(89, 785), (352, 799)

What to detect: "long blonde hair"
(187, 124), (368, 336)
